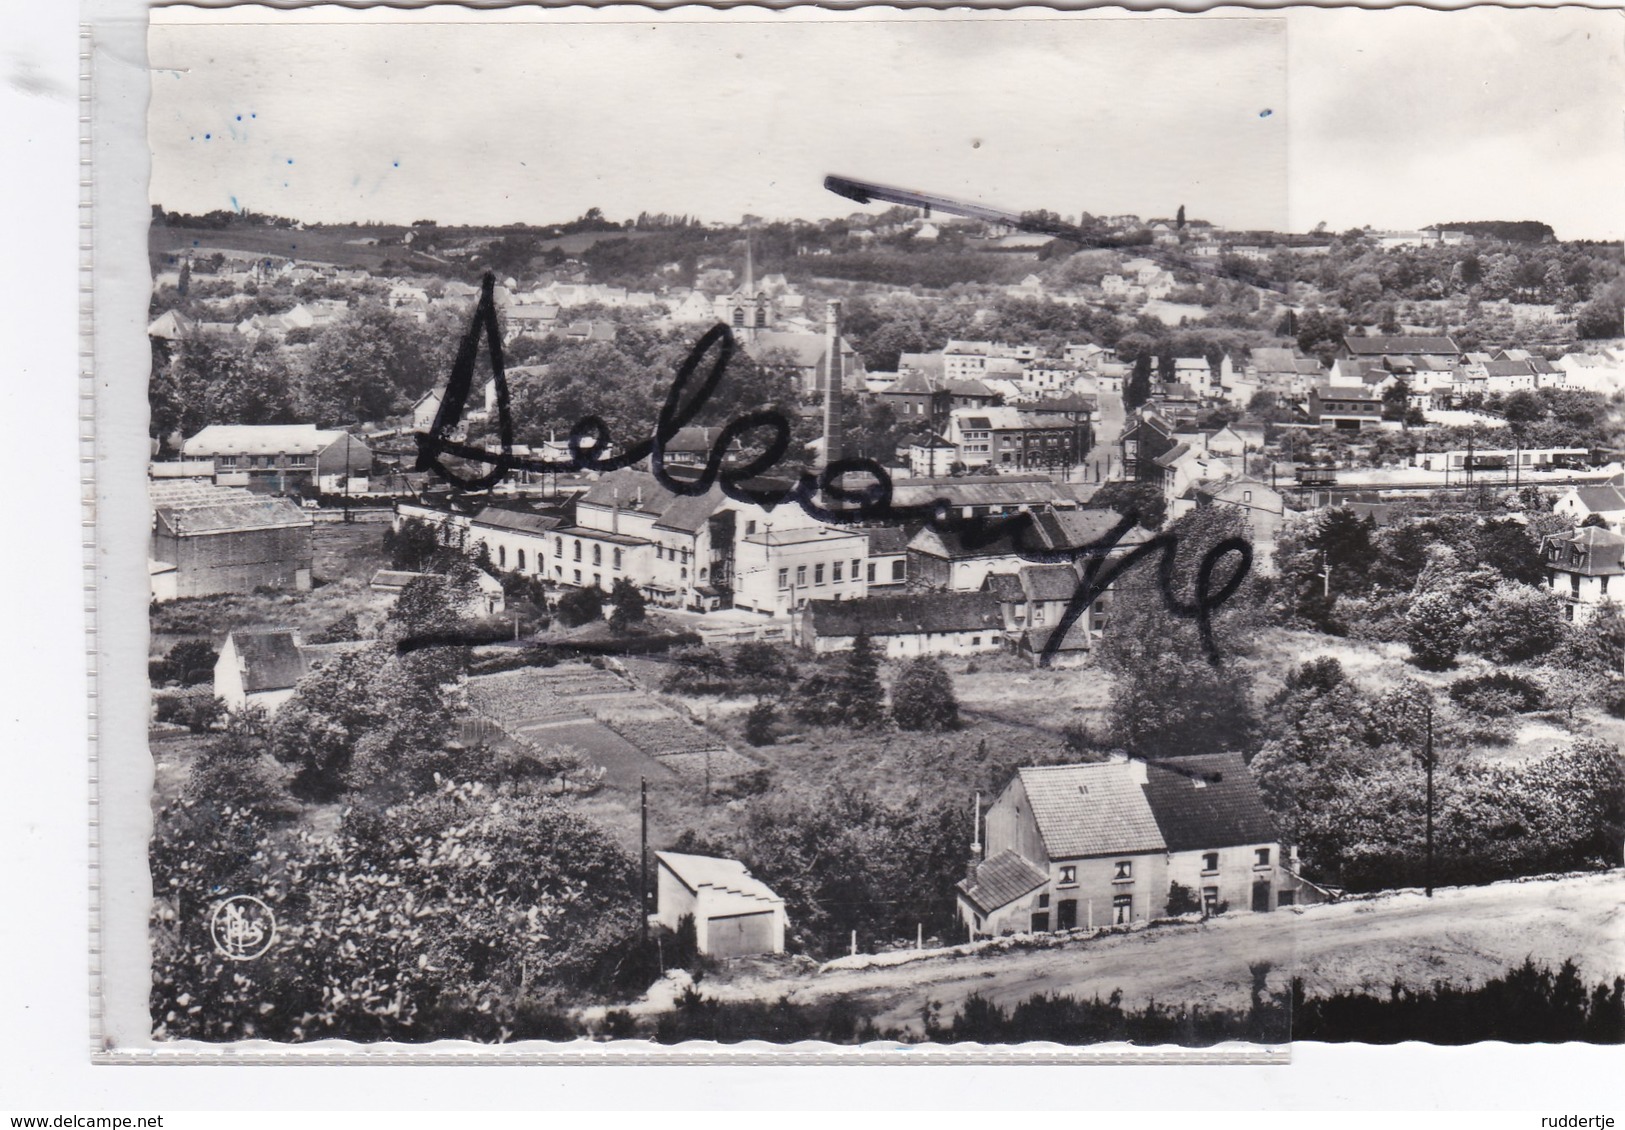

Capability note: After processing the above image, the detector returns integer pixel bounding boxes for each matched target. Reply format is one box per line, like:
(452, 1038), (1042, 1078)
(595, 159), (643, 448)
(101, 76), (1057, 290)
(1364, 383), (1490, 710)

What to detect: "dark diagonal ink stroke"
(414, 274), (1252, 665)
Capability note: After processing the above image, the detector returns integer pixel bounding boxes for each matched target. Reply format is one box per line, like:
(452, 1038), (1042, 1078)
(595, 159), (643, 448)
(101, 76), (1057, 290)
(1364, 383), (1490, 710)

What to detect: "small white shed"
(654, 851), (788, 959)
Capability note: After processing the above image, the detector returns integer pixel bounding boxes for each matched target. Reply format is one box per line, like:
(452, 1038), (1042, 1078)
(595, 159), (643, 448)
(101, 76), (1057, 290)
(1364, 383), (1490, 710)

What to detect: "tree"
(159, 639), (219, 686)
(891, 657), (959, 732)
(1381, 380), (1411, 423)
(383, 518), (442, 572)
(151, 779), (638, 1042)
(838, 633), (887, 729)
(1576, 298), (1622, 340)
(1467, 582), (1566, 664)
(554, 584), (605, 629)
(177, 258), (191, 297)
(1406, 591), (1463, 670)
(608, 578), (647, 634)
(744, 699), (777, 746)
(1124, 353), (1153, 411)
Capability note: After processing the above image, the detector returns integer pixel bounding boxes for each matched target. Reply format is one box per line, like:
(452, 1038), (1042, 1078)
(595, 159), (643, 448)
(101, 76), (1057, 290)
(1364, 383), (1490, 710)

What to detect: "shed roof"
(805, 591), (1002, 638)
(227, 629), (309, 694)
(957, 850), (1049, 916)
(154, 495), (313, 536)
(182, 424), (358, 457)
(654, 851), (783, 911)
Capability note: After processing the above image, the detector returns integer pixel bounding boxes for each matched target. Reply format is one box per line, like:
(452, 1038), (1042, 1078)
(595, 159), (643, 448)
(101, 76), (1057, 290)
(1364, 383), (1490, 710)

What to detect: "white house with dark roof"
(181, 424), (371, 495)
(957, 753), (1302, 938)
(1554, 484), (1625, 531)
(1543, 525), (1625, 624)
(793, 591), (1005, 658)
(212, 629), (366, 716)
(654, 851), (787, 958)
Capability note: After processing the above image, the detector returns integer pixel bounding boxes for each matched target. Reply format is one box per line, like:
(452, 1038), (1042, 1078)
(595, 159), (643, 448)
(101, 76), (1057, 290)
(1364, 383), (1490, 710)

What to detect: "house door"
(1055, 899), (1077, 930)
(1252, 880), (1272, 913)
(705, 912), (775, 958)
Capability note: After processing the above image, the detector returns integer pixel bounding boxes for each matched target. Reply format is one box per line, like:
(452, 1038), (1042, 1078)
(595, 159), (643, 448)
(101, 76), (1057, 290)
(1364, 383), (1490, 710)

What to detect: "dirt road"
(696, 872), (1625, 1035)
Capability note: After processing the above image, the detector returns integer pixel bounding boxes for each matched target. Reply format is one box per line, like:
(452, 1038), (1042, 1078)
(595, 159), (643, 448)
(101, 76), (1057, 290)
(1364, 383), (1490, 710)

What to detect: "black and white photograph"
(113, 2), (1625, 1055)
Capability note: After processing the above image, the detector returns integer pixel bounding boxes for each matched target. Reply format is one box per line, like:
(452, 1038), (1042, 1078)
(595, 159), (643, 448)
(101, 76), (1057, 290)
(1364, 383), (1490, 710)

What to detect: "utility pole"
(1421, 700), (1435, 898)
(1318, 550), (1331, 599)
(640, 777), (649, 945)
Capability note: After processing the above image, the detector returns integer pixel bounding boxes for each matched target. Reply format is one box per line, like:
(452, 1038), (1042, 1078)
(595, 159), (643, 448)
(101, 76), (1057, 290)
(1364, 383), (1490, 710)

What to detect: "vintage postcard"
(92, 2), (1623, 1059)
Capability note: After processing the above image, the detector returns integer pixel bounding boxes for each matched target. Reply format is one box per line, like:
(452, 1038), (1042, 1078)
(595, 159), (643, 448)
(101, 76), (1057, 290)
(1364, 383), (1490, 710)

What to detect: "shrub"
(891, 657), (959, 732)
(1448, 672), (1546, 714)
(554, 585), (605, 629)
(1466, 583), (1566, 664)
(1166, 881), (1201, 916)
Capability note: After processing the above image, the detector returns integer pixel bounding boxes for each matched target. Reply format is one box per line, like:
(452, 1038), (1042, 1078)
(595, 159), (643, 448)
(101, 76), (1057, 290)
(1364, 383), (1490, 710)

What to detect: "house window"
(594, 573), (602, 588)
(1058, 865), (1077, 886)
(851, 559), (861, 581)
(554, 537), (563, 557)
(746, 520), (757, 535)
(1037, 894), (1050, 909)
(1113, 860), (1133, 882)
(867, 562), (877, 583)
(778, 568), (789, 590)
(814, 564), (825, 585)
(498, 546), (506, 568)
(516, 549), (526, 572)
(1112, 894), (1133, 924)
(593, 545), (602, 566)
(796, 565), (807, 586)
(892, 560), (905, 582)
(573, 569), (581, 584)
(971, 636), (981, 646)
(1278, 890), (1296, 907)
(1031, 911), (1050, 933)
(288, 454), (310, 468)
(1202, 852), (1219, 873)
(573, 541), (582, 562)
(832, 560), (843, 582)
(680, 548), (690, 565)
(1255, 848), (1271, 867)
(613, 548), (622, 570)
(218, 456), (238, 469)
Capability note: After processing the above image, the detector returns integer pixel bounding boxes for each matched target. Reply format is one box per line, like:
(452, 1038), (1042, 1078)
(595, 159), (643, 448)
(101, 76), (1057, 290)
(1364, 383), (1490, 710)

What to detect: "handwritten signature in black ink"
(413, 274), (1251, 665)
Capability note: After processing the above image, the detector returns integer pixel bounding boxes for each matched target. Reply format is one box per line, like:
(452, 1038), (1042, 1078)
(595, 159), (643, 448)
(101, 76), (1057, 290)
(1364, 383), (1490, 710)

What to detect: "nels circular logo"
(209, 895), (277, 961)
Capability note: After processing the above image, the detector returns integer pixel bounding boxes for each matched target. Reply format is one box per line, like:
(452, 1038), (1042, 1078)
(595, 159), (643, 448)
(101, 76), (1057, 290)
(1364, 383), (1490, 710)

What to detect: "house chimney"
(612, 486), (620, 535)
(821, 299), (845, 476)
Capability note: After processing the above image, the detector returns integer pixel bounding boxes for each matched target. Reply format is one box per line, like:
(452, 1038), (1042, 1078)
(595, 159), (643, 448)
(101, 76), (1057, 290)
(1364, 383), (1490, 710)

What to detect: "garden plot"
(541, 720), (675, 789)
(467, 661), (756, 787)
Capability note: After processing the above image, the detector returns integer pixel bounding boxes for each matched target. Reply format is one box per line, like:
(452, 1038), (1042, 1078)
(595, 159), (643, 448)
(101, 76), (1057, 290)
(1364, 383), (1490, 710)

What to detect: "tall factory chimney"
(821, 299), (844, 477)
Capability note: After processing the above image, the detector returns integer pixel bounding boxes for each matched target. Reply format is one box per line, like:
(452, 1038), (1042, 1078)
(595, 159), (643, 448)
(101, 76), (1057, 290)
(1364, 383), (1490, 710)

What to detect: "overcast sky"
(148, 6), (1623, 240)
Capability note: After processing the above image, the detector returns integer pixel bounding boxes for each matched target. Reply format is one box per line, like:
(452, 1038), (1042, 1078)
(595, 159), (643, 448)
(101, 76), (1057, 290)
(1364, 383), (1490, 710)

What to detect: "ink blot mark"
(1259, 108), (1273, 118)
(287, 158), (294, 165)
(204, 133), (211, 140)
(972, 139), (982, 149)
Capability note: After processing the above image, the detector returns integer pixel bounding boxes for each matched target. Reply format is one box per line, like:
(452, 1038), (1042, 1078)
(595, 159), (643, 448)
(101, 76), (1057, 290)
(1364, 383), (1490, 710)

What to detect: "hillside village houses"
(957, 753), (1306, 939)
